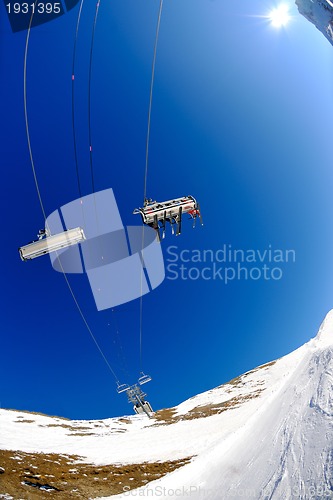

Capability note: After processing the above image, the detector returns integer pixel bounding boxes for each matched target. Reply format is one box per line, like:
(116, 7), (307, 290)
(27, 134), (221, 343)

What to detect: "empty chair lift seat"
(19, 227), (86, 261)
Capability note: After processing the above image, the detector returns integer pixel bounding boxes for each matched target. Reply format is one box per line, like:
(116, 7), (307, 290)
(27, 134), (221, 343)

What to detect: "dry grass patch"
(43, 424), (93, 431)
(154, 390), (264, 425)
(68, 433), (97, 437)
(153, 359), (277, 426)
(40, 423), (73, 430)
(220, 360), (277, 392)
(153, 408), (177, 423)
(6, 409), (70, 421)
(117, 418), (132, 424)
(243, 360), (277, 377)
(0, 450), (191, 499)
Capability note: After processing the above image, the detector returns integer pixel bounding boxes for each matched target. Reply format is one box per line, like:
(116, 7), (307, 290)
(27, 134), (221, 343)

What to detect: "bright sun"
(268, 5), (291, 28)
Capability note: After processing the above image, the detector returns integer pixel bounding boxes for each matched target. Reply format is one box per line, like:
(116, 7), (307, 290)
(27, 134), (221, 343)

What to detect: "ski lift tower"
(126, 384), (153, 417)
(116, 373), (153, 417)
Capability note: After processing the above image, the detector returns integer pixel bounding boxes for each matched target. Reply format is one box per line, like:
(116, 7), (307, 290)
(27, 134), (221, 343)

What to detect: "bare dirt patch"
(0, 450), (191, 499)
(153, 390), (263, 425)
(153, 362), (277, 426)
(6, 409), (69, 421)
(14, 420), (35, 424)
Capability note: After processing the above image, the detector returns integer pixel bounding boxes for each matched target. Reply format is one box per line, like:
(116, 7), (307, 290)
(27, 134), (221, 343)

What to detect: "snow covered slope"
(1, 311), (333, 499)
(296, 0), (333, 45)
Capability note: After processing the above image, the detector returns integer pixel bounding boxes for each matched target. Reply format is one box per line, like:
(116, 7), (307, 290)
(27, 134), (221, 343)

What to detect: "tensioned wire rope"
(143, 0), (164, 205)
(71, 0), (85, 198)
(85, 0), (164, 378)
(87, 0), (100, 193)
(85, 0), (129, 381)
(138, 0), (164, 373)
(23, 0), (120, 385)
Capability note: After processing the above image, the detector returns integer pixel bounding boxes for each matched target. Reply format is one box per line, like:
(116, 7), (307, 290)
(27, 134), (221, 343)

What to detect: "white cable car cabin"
(133, 196), (202, 239)
(19, 227), (86, 261)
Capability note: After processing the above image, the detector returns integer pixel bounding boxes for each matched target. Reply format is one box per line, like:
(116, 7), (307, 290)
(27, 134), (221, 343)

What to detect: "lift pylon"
(119, 384), (153, 417)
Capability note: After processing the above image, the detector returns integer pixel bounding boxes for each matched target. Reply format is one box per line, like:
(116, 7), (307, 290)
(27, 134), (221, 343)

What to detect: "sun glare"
(268, 5), (291, 28)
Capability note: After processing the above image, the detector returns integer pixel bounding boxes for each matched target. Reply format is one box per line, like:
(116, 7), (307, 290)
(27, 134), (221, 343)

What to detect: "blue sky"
(1, 0), (333, 419)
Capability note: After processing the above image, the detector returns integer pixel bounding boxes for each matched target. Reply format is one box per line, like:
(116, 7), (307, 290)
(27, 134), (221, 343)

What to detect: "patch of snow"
(1, 311), (333, 500)
(313, 309), (333, 348)
(98, 311), (333, 500)
(296, 0), (333, 45)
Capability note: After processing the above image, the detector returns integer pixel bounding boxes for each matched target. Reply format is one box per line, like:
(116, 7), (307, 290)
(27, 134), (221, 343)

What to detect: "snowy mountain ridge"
(313, 308), (333, 346)
(296, 0), (333, 45)
(1, 311), (333, 499)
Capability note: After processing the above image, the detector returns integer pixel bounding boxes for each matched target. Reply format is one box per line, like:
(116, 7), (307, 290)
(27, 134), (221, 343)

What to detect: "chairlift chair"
(116, 382), (130, 394)
(19, 227), (86, 261)
(133, 195), (203, 240)
(138, 372), (152, 385)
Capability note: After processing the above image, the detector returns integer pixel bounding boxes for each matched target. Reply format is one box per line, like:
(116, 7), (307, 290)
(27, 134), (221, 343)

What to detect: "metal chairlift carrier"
(138, 372), (152, 385)
(19, 0), (203, 417)
(19, 227), (86, 261)
(116, 382), (130, 394)
(117, 373), (153, 416)
(133, 196), (203, 239)
(126, 384), (154, 417)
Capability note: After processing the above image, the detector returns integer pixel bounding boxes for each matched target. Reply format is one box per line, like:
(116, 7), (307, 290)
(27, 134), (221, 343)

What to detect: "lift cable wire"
(88, 0), (101, 194)
(86, 0), (104, 240)
(111, 308), (130, 381)
(23, 2), (119, 384)
(23, 0), (47, 223)
(77, 0), (124, 381)
(71, 0), (100, 252)
(143, 0), (164, 204)
(71, 0), (85, 198)
(139, 0), (164, 373)
(87, 0), (144, 387)
(57, 267), (119, 381)
(139, 263), (144, 373)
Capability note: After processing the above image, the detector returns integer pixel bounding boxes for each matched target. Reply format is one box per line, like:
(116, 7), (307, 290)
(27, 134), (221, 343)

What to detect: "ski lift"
(122, 384), (154, 417)
(138, 372), (152, 385)
(116, 382), (130, 394)
(133, 196), (203, 240)
(19, 227), (86, 261)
